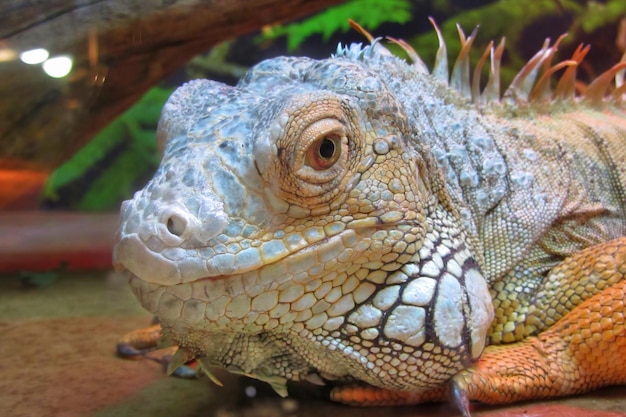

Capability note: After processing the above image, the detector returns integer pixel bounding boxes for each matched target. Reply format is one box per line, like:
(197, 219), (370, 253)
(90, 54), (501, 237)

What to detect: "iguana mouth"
(120, 228), (361, 320)
(115, 221), (357, 285)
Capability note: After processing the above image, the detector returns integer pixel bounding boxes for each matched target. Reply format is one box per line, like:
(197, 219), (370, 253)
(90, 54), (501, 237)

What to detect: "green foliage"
(42, 87), (173, 211)
(577, 0), (626, 33)
(262, 0), (413, 50)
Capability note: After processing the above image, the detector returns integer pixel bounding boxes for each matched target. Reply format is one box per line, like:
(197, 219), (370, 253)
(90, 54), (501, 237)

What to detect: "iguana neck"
(394, 75), (508, 242)
(391, 72), (575, 281)
(408, 83), (626, 282)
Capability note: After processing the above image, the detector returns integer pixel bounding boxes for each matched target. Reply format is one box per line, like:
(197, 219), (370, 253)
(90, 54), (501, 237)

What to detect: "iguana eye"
(305, 134), (341, 170)
(292, 117), (349, 187)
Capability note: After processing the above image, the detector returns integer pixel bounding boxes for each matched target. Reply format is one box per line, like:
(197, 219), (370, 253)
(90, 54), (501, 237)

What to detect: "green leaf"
(262, 0), (413, 50)
(42, 86), (173, 210)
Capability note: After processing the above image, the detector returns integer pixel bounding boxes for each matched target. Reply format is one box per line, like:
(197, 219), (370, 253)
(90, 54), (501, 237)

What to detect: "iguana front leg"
(451, 278), (626, 412)
(117, 323), (198, 377)
(454, 237), (626, 404)
(332, 238), (626, 414)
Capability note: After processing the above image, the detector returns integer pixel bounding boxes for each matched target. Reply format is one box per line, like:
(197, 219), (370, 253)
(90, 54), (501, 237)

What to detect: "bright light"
(19, 48), (49, 65)
(42, 55), (73, 78)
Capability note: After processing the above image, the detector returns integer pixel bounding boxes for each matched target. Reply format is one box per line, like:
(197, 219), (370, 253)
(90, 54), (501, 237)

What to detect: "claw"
(201, 367), (225, 386)
(304, 373), (326, 386)
(160, 348), (191, 374)
(116, 342), (151, 357)
(197, 358), (225, 387)
(450, 377), (472, 417)
(221, 364), (289, 398)
(266, 376), (289, 398)
(118, 338), (199, 378)
(168, 363), (199, 379)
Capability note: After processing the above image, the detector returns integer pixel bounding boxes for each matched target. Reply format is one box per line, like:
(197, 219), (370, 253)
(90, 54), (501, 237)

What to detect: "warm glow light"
(0, 47), (17, 62)
(42, 55), (73, 78)
(19, 48), (49, 65)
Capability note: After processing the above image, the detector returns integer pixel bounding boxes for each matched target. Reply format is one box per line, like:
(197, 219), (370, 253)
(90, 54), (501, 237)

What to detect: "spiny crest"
(334, 36), (399, 64)
(347, 18), (626, 107)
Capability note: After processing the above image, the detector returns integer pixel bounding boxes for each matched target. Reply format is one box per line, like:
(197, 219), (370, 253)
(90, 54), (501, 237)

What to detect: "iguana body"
(114, 22), (626, 415)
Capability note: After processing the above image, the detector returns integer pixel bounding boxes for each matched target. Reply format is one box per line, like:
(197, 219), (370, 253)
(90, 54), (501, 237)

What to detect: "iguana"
(113, 19), (626, 416)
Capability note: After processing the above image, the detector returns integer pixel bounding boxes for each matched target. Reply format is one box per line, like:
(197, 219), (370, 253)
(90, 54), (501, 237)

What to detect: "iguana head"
(114, 43), (493, 393)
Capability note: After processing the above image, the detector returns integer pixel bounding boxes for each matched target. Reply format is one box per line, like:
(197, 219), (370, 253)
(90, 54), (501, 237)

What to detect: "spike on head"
(481, 37), (505, 102)
(451, 24), (479, 99)
(584, 61), (626, 105)
(504, 39), (553, 103)
(387, 36), (429, 73)
(429, 17), (449, 84)
(554, 43), (590, 100)
(349, 19), (374, 43)
(530, 60), (579, 102)
(347, 19), (622, 110)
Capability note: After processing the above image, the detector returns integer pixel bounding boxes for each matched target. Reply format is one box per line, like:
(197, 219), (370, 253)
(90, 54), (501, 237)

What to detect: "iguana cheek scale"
(114, 20), (626, 416)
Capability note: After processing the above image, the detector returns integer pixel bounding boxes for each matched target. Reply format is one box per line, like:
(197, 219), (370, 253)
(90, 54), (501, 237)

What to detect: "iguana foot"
(117, 323), (162, 357)
(452, 278), (626, 405)
(117, 323), (197, 378)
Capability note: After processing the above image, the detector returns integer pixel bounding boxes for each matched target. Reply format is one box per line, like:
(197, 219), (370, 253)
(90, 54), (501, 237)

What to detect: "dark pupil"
(319, 138), (336, 159)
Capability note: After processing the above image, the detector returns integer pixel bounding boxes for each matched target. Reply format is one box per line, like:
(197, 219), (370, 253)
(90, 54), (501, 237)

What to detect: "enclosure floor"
(0, 212), (625, 417)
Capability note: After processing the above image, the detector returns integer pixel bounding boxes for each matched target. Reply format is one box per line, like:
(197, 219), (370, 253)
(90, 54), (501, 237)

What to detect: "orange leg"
(452, 278), (626, 408)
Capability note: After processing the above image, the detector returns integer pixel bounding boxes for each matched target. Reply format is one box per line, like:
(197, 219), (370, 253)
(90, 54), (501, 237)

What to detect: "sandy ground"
(1, 270), (626, 417)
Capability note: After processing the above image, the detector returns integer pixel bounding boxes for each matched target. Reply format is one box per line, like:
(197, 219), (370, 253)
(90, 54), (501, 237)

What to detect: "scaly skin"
(113, 26), (626, 415)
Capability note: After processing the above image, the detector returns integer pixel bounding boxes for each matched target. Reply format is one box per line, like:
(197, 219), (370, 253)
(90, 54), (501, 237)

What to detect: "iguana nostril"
(166, 215), (187, 237)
